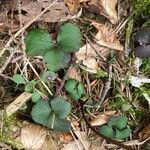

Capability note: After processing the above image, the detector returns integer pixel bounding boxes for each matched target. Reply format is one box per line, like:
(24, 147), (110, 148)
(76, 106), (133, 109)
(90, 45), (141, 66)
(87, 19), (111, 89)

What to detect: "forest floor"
(0, 0), (150, 150)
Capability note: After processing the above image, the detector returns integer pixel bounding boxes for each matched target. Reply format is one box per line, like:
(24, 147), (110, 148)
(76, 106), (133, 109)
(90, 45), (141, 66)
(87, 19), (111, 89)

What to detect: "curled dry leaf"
(85, 0), (119, 24)
(21, 122), (47, 150)
(90, 110), (116, 126)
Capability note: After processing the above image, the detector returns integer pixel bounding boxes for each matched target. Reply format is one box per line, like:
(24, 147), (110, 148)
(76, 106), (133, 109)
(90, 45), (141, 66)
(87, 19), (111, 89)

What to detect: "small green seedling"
(12, 23), (81, 132)
(31, 97), (71, 131)
(25, 23), (81, 72)
(99, 116), (131, 139)
(65, 78), (85, 101)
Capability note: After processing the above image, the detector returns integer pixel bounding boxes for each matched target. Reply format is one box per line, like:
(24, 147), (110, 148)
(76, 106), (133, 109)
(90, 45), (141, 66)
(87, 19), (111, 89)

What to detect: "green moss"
(133, 0), (150, 17)
(0, 114), (23, 149)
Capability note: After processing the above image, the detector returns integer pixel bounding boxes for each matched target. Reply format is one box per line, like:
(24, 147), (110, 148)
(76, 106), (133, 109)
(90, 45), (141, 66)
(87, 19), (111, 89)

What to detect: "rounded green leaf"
(77, 82), (85, 96)
(99, 125), (115, 138)
(32, 92), (41, 103)
(12, 74), (26, 84)
(57, 23), (81, 52)
(31, 100), (51, 125)
(115, 128), (131, 139)
(108, 116), (128, 130)
(50, 97), (71, 118)
(41, 71), (57, 82)
(25, 28), (52, 56)
(65, 79), (78, 93)
(53, 118), (71, 131)
(44, 49), (71, 72)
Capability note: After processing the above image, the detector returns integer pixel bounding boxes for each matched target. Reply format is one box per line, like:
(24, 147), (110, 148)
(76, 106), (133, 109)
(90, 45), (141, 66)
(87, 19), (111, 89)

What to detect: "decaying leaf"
(75, 21), (123, 73)
(139, 123), (150, 141)
(85, 0), (119, 24)
(42, 136), (57, 150)
(64, 0), (80, 13)
(83, 58), (98, 74)
(68, 67), (81, 80)
(90, 110), (116, 126)
(6, 92), (32, 116)
(21, 122), (47, 150)
(92, 21), (123, 51)
(62, 131), (90, 150)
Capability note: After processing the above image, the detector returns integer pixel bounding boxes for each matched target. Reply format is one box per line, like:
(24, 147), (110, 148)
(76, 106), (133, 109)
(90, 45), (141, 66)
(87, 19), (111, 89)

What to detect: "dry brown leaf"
(21, 122), (47, 150)
(75, 21), (123, 73)
(82, 58), (98, 73)
(68, 67), (81, 80)
(92, 21), (123, 51)
(60, 132), (74, 143)
(15, 0), (69, 24)
(6, 92), (32, 116)
(86, 0), (119, 24)
(90, 110), (116, 126)
(62, 131), (90, 150)
(139, 123), (150, 141)
(64, 0), (80, 13)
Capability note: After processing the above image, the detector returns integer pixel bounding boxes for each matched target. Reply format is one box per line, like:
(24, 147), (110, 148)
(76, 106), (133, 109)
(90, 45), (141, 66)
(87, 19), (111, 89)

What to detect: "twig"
(79, 101), (135, 150)
(100, 65), (112, 104)
(27, 59), (53, 96)
(55, 62), (73, 96)
(0, 0), (57, 58)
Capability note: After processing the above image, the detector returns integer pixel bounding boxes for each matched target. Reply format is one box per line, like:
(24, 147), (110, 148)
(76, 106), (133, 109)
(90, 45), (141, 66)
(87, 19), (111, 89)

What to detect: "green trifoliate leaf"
(108, 116), (128, 130)
(32, 92), (41, 103)
(44, 48), (71, 72)
(12, 74), (26, 84)
(65, 79), (78, 93)
(99, 125), (115, 138)
(50, 97), (71, 118)
(25, 28), (52, 56)
(41, 71), (57, 82)
(65, 79), (85, 101)
(115, 128), (131, 139)
(31, 100), (51, 125)
(57, 23), (81, 52)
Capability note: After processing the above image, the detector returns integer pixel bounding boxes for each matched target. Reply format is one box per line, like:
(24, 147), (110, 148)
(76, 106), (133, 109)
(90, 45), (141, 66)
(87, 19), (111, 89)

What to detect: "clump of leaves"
(99, 116), (131, 139)
(65, 78), (85, 101)
(25, 23), (81, 72)
(31, 97), (71, 131)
